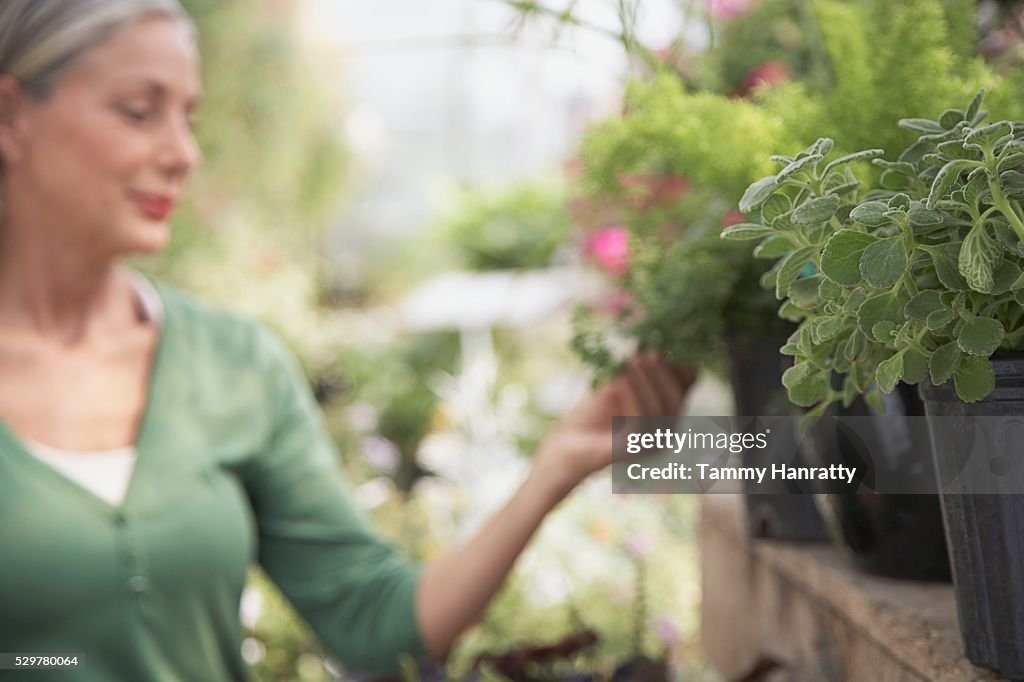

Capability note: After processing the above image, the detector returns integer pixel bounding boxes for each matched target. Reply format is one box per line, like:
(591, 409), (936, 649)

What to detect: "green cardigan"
(0, 281), (426, 680)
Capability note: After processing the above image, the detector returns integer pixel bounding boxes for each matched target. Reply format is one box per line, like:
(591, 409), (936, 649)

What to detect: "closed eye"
(119, 106), (152, 123)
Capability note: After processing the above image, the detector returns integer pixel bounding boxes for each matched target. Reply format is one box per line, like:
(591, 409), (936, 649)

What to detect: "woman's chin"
(122, 223), (172, 255)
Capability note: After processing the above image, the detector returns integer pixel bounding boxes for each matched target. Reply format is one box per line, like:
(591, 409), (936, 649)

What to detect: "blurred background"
(134, 0), (1024, 679)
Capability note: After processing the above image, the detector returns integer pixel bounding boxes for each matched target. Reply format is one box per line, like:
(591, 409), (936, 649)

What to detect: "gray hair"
(0, 0), (193, 101)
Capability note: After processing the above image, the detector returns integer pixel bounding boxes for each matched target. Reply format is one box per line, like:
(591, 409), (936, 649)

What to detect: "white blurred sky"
(295, 1), (707, 256)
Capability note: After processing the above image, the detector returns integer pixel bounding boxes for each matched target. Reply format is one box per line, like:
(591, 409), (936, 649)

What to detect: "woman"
(0, 1), (693, 679)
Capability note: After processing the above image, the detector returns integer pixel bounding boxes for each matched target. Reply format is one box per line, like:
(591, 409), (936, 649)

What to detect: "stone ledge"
(699, 494), (1007, 681)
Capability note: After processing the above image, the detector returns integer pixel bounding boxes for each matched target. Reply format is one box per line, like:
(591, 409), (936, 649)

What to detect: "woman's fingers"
(625, 353), (664, 415)
(649, 356), (686, 413)
(621, 352), (696, 416)
(671, 363), (697, 392)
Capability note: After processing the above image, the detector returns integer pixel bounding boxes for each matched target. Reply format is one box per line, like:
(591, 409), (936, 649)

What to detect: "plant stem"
(989, 176), (1024, 240)
(985, 146), (1024, 239)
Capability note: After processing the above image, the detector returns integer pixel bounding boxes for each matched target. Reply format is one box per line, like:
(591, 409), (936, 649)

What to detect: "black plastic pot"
(920, 353), (1024, 680)
(802, 382), (951, 581)
(725, 333), (828, 542)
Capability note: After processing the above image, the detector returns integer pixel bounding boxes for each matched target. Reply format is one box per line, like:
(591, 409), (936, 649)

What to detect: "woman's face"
(2, 14), (201, 256)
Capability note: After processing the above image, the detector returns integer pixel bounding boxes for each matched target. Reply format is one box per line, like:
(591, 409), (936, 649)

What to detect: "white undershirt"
(24, 271), (163, 506)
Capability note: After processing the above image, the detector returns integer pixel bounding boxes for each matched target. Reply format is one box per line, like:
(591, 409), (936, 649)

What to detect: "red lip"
(130, 192), (176, 220)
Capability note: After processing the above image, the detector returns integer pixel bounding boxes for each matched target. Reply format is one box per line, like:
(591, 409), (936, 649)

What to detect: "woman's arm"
(414, 352), (695, 660)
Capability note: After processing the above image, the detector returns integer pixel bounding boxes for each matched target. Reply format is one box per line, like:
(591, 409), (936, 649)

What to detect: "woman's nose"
(158, 115), (201, 178)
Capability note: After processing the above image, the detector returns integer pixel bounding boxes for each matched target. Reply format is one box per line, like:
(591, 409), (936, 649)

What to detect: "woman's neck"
(0, 236), (139, 348)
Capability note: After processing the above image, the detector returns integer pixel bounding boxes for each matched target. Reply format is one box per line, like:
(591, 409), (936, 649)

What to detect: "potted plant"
(564, 0), (994, 550)
(725, 90), (1024, 677)
(566, 72), (832, 541)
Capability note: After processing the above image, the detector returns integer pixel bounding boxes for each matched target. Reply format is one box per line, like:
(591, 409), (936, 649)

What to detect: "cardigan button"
(112, 510), (126, 526)
(126, 576), (150, 594)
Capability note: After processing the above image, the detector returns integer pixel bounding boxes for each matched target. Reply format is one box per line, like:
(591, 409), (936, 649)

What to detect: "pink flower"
(742, 60), (791, 95)
(707, 0), (752, 21)
(585, 226), (630, 277)
(721, 210), (745, 228)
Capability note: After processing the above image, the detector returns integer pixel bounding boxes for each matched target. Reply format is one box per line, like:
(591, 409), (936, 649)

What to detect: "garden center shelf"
(699, 494), (1008, 681)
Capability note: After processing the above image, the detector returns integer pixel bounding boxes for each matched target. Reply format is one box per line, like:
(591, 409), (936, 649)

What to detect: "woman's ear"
(0, 75), (28, 166)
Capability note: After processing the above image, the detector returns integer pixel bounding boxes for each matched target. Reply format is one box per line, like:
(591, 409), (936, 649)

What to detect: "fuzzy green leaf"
(811, 138), (835, 156)
(779, 301), (808, 322)
(962, 173), (989, 208)
(965, 121), (1013, 147)
(966, 90), (984, 123)
(904, 290), (945, 320)
(788, 371), (831, 407)
(928, 160), (976, 208)
(873, 321), (898, 342)
(899, 118), (945, 134)
(959, 223), (1003, 293)
(953, 356), (995, 403)
(789, 276), (823, 308)
(792, 195), (841, 225)
(812, 317), (844, 343)
(899, 140), (931, 165)
(843, 331), (864, 362)
(876, 352), (904, 393)
(860, 236), (907, 288)
(958, 316), (1005, 356)
(821, 230), (878, 285)
(937, 140), (981, 161)
(907, 205), (945, 226)
(998, 152), (1024, 173)
(999, 170), (1024, 197)
(929, 342), (962, 385)
(903, 349), (929, 385)
(922, 243), (969, 291)
(888, 193), (912, 210)
(858, 292), (905, 342)
(992, 260), (1023, 295)
(926, 307), (957, 331)
(782, 362), (813, 389)
(850, 201), (889, 227)
(819, 279), (843, 302)
(739, 176), (778, 214)
(991, 220), (1019, 251)
(940, 109), (965, 129)
(823, 149), (885, 174)
(721, 223), (775, 241)
(753, 234), (796, 259)
(777, 154), (823, 181)
(842, 289), (868, 314)
(776, 247), (818, 299)
(761, 193), (792, 223)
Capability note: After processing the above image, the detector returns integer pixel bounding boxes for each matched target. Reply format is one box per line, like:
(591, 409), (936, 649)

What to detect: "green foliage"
(243, 570), (337, 682)
(142, 0), (348, 283)
(702, 0), (829, 94)
(185, 0), (348, 230)
(766, 0), (982, 157)
(442, 183), (569, 270)
(732, 90), (1024, 407)
(573, 218), (786, 379)
(579, 75), (796, 203)
(570, 0), (1013, 388)
(341, 332), (461, 491)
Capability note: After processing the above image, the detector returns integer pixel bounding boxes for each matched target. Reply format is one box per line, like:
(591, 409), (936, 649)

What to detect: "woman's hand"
(416, 351), (695, 661)
(530, 351), (696, 501)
